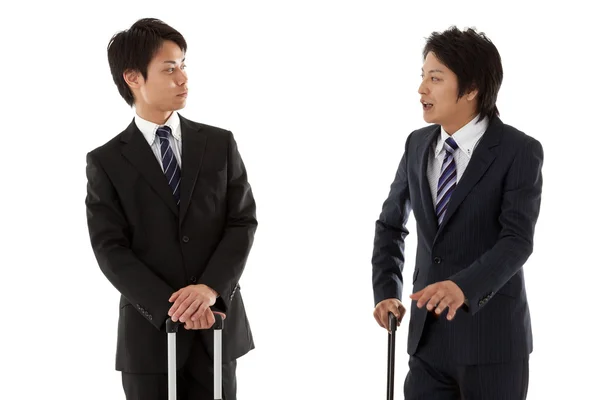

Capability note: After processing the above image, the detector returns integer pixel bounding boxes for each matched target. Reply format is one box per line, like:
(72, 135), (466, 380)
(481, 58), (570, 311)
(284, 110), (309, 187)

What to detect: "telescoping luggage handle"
(166, 312), (226, 400)
(387, 312), (398, 400)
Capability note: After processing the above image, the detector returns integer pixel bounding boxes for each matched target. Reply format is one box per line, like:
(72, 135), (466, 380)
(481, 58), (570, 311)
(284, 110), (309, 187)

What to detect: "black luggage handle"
(166, 311), (225, 333)
(387, 312), (397, 400)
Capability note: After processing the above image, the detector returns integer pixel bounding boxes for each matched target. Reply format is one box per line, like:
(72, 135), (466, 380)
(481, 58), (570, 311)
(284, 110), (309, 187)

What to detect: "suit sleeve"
(450, 138), (544, 315)
(199, 131), (258, 313)
(85, 152), (175, 330)
(372, 132), (414, 306)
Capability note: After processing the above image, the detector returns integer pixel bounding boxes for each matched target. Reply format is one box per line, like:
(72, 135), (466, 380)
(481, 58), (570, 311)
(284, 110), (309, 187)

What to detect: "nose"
(176, 68), (188, 86)
(418, 80), (428, 95)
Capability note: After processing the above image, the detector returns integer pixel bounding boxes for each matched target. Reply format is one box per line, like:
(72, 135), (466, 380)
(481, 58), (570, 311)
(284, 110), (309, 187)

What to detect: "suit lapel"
(178, 115), (207, 223)
(416, 126), (440, 238)
(435, 116), (503, 238)
(120, 119), (179, 215)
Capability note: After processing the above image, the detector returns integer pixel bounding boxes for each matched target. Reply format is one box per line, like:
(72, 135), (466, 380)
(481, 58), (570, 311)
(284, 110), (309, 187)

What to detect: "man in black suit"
(85, 18), (257, 400)
(372, 26), (543, 399)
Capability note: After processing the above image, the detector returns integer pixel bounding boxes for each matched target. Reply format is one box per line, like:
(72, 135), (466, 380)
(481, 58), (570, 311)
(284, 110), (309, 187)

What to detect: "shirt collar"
(434, 115), (489, 159)
(134, 111), (182, 146)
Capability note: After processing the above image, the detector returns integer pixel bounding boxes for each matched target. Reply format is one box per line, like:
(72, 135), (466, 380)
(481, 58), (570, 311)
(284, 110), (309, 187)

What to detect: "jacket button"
(182, 236), (189, 243)
(433, 257), (442, 264)
(190, 276), (197, 283)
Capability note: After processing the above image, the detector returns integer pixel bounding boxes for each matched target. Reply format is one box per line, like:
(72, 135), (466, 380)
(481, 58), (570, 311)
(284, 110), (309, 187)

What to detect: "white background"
(1, 1), (598, 399)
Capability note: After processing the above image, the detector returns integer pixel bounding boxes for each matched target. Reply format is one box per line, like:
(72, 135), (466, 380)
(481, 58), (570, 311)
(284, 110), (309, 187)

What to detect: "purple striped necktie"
(156, 126), (181, 206)
(436, 137), (458, 225)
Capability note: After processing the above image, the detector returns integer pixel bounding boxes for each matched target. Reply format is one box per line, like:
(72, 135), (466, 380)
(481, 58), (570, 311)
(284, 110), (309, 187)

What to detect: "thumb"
(409, 289), (423, 299)
(387, 309), (400, 326)
(214, 311), (227, 320)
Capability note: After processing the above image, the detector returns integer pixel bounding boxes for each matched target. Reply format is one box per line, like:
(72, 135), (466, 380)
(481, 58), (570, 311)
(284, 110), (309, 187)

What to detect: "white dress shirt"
(134, 111), (183, 171)
(426, 115), (489, 205)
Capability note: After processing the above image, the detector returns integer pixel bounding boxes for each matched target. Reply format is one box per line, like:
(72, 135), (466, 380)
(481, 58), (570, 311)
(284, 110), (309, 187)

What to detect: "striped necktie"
(156, 126), (181, 206)
(435, 137), (458, 225)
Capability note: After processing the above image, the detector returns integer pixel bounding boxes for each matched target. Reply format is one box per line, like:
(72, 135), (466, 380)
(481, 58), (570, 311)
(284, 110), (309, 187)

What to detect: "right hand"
(373, 298), (406, 332)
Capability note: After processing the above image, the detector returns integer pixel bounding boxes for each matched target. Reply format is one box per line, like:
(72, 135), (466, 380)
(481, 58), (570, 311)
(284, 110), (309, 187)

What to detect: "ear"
(123, 69), (143, 89)
(466, 86), (479, 102)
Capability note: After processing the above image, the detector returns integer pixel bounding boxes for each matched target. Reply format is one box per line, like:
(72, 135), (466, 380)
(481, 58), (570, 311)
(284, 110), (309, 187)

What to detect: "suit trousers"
(404, 314), (529, 400)
(122, 332), (237, 400)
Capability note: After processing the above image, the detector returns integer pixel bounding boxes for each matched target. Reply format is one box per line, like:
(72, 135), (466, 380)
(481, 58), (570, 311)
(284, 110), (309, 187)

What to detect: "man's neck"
(135, 104), (173, 125)
(442, 111), (478, 135)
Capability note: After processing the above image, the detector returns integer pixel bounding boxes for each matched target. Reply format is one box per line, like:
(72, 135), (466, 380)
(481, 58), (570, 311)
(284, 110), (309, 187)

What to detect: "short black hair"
(423, 26), (503, 123)
(107, 18), (187, 107)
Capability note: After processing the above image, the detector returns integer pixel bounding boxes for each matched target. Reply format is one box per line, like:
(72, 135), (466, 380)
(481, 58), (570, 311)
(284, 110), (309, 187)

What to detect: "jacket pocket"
(496, 280), (521, 298)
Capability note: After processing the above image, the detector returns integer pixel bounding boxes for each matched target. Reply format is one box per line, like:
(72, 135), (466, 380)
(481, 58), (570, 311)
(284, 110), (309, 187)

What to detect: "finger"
(169, 289), (182, 303)
(206, 311), (216, 329)
(199, 310), (211, 329)
(373, 310), (385, 329)
(214, 311), (226, 321)
(196, 301), (210, 320)
(390, 306), (403, 325)
(190, 305), (206, 322)
(447, 301), (462, 320)
(376, 307), (388, 330)
(435, 298), (450, 315)
(171, 294), (195, 321)
(169, 291), (190, 317)
(427, 293), (444, 311)
(179, 299), (201, 323)
(409, 288), (425, 300)
(396, 304), (406, 325)
(416, 287), (436, 308)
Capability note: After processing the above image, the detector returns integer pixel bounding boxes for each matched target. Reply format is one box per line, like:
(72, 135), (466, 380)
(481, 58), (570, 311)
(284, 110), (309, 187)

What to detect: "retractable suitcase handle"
(387, 312), (397, 400)
(166, 311), (225, 332)
(166, 311), (226, 400)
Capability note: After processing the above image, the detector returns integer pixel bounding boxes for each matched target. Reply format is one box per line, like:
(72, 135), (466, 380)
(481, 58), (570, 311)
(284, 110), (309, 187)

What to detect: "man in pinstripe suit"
(372, 26), (543, 399)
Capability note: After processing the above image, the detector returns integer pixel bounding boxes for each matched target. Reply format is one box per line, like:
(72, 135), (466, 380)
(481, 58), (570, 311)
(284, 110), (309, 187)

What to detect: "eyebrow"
(163, 58), (186, 64)
(421, 68), (444, 74)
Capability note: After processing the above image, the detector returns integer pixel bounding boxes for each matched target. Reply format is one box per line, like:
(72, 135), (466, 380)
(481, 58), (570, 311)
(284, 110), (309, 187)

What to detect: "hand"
(409, 280), (465, 320)
(373, 298), (406, 333)
(183, 307), (216, 330)
(168, 284), (218, 323)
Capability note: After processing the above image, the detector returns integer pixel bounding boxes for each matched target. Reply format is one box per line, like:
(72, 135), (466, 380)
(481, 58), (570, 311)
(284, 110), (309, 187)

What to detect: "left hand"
(183, 307), (216, 330)
(168, 284), (218, 323)
(409, 280), (465, 321)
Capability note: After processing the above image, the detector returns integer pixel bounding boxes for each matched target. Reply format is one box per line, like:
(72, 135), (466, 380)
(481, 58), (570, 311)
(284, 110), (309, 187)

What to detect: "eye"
(431, 77), (440, 82)
(167, 68), (175, 73)
(181, 64), (186, 70)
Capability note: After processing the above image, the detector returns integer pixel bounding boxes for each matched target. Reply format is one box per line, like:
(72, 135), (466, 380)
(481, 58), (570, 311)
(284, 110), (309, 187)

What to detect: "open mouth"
(422, 101), (433, 110)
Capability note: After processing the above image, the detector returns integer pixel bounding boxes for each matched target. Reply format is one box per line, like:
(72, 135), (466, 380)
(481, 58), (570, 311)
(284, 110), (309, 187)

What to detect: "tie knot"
(156, 125), (172, 139)
(444, 137), (458, 153)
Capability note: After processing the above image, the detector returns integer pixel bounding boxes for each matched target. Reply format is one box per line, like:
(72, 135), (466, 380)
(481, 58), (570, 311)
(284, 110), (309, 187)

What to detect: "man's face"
(418, 52), (477, 132)
(127, 40), (188, 113)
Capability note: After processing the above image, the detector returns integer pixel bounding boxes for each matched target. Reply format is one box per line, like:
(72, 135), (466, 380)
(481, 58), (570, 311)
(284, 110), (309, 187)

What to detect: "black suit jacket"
(85, 114), (257, 373)
(372, 116), (543, 364)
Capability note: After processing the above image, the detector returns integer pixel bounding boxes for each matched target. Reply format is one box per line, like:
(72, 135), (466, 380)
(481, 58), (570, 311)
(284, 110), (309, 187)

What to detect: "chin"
(173, 102), (186, 111)
(423, 113), (437, 124)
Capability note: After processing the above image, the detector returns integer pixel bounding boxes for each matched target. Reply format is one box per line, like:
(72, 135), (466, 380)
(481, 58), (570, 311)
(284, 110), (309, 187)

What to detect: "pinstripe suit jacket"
(372, 116), (543, 364)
